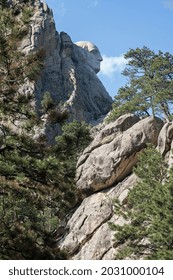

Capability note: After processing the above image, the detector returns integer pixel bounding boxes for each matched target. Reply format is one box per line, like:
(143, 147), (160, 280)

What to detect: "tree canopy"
(0, 0), (91, 259)
(108, 46), (173, 122)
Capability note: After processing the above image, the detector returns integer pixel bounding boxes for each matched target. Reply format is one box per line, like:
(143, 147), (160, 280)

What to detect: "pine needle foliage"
(108, 47), (173, 122)
(110, 145), (173, 260)
(0, 0), (91, 259)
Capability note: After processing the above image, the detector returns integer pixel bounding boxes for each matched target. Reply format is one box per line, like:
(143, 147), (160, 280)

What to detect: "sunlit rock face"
(76, 115), (163, 197)
(75, 41), (103, 73)
(19, 1), (112, 124)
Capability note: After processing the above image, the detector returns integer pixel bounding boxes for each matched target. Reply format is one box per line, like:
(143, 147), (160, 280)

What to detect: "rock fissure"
(78, 215), (88, 230)
(71, 211), (114, 258)
(99, 247), (113, 260)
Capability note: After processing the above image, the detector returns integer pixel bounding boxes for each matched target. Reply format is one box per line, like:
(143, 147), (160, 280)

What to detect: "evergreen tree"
(0, 1), (91, 259)
(108, 47), (173, 122)
(110, 145), (173, 260)
(55, 120), (92, 157)
(41, 91), (69, 124)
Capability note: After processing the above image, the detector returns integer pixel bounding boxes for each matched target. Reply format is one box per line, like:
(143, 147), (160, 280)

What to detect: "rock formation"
(75, 41), (103, 74)
(157, 122), (173, 167)
(60, 173), (138, 259)
(76, 115), (163, 197)
(59, 114), (169, 259)
(20, 0), (112, 124)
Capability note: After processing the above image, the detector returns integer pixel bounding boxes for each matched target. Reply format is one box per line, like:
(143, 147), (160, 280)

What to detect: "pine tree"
(108, 47), (173, 122)
(110, 145), (173, 260)
(0, 0), (91, 259)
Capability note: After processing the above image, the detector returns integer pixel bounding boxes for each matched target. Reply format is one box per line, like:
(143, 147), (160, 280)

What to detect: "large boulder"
(76, 115), (163, 197)
(60, 174), (137, 259)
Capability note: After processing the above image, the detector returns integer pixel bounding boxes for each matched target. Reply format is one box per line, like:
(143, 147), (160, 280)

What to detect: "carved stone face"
(75, 41), (103, 73)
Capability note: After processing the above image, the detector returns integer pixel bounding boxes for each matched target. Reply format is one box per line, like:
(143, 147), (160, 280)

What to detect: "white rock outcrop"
(75, 41), (103, 74)
(60, 174), (137, 259)
(76, 115), (163, 197)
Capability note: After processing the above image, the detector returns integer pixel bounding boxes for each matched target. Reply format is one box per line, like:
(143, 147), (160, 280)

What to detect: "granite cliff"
(20, 0), (112, 125)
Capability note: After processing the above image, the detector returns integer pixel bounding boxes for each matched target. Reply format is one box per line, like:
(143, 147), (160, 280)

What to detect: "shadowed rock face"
(20, 1), (112, 123)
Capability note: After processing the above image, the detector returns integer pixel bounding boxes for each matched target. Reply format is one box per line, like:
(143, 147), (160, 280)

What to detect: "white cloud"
(100, 54), (128, 77)
(163, 0), (173, 10)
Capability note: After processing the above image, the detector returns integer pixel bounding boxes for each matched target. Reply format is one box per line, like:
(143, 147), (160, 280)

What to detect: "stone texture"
(157, 122), (173, 155)
(60, 174), (137, 259)
(76, 115), (163, 197)
(157, 122), (173, 167)
(75, 41), (103, 73)
(167, 140), (173, 168)
(78, 114), (140, 158)
(20, 0), (112, 124)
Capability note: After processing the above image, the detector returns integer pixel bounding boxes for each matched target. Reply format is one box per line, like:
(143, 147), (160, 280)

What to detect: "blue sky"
(46, 0), (173, 98)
